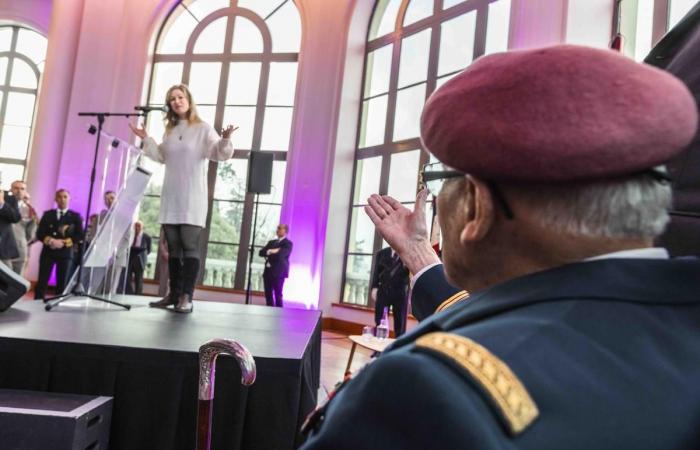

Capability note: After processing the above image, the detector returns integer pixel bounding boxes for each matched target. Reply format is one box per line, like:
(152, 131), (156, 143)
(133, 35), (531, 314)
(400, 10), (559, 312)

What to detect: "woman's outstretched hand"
(129, 122), (148, 140)
(222, 125), (239, 139)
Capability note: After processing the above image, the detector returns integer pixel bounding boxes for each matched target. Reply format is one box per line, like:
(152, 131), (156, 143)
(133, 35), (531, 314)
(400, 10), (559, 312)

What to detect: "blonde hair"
(164, 84), (202, 132)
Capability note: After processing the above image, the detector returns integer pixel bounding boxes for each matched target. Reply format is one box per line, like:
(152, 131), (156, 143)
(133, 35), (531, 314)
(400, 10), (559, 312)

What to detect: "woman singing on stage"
(129, 84), (236, 313)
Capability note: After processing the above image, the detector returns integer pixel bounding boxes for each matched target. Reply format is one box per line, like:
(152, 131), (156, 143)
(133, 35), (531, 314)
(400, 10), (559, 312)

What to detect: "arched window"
(141, 0), (301, 290)
(0, 25), (47, 188)
(619, 0), (696, 61)
(342, 0), (511, 306)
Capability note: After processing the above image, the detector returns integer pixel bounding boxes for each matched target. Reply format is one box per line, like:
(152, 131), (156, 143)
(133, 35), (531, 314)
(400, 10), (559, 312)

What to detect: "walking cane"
(197, 339), (257, 450)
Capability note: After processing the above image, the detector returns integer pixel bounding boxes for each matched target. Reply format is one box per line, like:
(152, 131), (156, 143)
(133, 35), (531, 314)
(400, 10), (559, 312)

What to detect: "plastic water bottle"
(376, 307), (389, 340)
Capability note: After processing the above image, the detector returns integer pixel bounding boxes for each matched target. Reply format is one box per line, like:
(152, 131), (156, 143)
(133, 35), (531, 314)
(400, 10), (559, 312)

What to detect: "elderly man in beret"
(301, 45), (700, 449)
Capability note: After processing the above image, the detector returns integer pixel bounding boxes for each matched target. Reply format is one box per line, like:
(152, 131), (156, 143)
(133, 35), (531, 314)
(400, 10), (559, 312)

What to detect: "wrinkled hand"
(53, 239), (65, 249)
(364, 189), (440, 274)
(128, 122), (148, 140)
(221, 125), (239, 139)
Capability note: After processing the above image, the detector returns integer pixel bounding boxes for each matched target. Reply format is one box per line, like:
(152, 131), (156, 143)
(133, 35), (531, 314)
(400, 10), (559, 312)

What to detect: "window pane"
(197, 105), (216, 125)
(209, 200), (245, 244)
(370, 0), (402, 39)
(227, 62), (261, 104)
(398, 29), (431, 88)
(0, 163), (25, 190)
(187, 0), (229, 20)
(194, 16), (227, 54)
(359, 95), (388, 148)
(267, 1), (301, 53)
(393, 83), (425, 141)
(258, 160), (286, 203)
(232, 17), (263, 54)
(5, 92), (35, 126)
(223, 106), (255, 149)
(0, 57), (7, 83)
(669, 0), (697, 29)
(16, 28), (47, 65)
(634, 0), (654, 61)
(246, 246), (267, 291)
(387, 150), (420, 202)
(10, 58), (37, 89)
(485, 0), (511, 54)
(260, 106), (292, 150)
(353, 156), (382, 204)
(438, 11), (476, 76)
(0, 125), (30, 159)
(203, 243), (238, 288)
(215, 158), (248, 201)
(364, 44), (393, 98)
(348, 206), (375, 253)
(343, 254), (372, 305)
(0, 28), (12, 52)
(266, 62), (298, 106)
(189, 63), (221, 104)
(403, 0), (433, 26)
(253, 203), (282, 246)
(158, 9), (198, 53)
(237, 0), (286, 19)
(436, 71), (459, 90)
(138, 195), (162, 231)
(443, 0), (467, 8)
(146, 112), (167, 141)
(149, 63), (183, 104)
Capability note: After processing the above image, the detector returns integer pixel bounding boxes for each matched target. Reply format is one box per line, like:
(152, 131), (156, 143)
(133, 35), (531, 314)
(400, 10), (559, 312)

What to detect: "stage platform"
(0, 296), (321, 450)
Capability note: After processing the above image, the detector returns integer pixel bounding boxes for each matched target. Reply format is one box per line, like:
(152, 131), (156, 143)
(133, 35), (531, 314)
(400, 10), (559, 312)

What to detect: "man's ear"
(459, 176), (495, 244)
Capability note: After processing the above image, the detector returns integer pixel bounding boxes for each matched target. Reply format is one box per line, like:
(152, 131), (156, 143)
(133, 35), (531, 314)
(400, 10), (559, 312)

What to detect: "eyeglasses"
(419, 162), (514, 220)
(419, 162), (464, 197)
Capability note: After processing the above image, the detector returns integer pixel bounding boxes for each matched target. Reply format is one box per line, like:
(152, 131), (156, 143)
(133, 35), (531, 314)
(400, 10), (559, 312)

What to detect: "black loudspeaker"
(0, 263), (29, 312)
(247, 151), (274, 194)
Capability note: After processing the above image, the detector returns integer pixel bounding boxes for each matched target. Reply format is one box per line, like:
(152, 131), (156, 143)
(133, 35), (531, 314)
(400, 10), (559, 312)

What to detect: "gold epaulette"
(64, 238), (73, 248)
(435, 290), (469, 313)
(415, 332), (539, 435)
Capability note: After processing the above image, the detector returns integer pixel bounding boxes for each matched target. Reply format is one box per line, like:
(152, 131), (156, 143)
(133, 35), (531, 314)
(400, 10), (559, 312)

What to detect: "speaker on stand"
(245, 151), (273, 305)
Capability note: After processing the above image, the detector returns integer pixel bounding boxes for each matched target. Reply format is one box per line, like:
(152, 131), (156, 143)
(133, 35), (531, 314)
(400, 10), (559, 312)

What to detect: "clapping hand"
(221, 125), (238, 139)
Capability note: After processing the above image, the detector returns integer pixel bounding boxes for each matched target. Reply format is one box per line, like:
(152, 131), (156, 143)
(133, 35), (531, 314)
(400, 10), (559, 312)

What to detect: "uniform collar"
(394, 257), (700, 349)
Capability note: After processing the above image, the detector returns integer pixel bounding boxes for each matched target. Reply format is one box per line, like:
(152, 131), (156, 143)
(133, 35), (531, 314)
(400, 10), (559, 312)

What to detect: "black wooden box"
(0, 389), (112, 450)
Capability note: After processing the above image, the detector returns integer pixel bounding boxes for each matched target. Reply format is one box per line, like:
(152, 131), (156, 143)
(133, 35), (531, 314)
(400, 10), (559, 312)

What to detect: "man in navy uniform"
(371, 247), (410, 336)
(259, 224), (292, 307)
(35, 189), (84, 300)
(301, 45), (700, 449)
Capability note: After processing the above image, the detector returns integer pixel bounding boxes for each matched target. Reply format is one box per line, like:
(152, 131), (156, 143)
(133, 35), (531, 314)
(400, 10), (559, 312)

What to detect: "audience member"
(370, 247), (409, 336)
(0, 182), (21, 270)
(35, 189), (84, 300)
(8, 181), (38, 275)
(259, 224), (292, 307)
(126, 220), (152, 294)
(301, 45), (700, 449)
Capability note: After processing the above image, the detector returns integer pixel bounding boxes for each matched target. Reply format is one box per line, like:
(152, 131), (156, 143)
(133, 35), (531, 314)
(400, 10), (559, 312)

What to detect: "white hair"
(514, 173), (672, 239)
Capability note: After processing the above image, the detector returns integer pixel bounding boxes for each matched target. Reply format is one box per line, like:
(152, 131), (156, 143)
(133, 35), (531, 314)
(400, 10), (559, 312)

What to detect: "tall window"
(141, 0), (301, 290)
(619, 0), (696, 61)
(342, 0), (511, 306)
(0, 25), (47, 189)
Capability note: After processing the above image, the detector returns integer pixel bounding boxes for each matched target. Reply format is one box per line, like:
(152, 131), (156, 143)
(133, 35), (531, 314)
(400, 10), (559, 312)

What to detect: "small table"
(345, 335), (396, 374)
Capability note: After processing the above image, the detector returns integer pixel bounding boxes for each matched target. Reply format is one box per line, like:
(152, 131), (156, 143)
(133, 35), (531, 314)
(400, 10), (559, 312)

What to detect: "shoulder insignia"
(414, 332), (538, 435)
(435, 290), (469, 313)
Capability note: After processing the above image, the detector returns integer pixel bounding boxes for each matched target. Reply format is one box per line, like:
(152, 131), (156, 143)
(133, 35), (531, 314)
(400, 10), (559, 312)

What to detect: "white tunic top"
(143, 120), (234, 227)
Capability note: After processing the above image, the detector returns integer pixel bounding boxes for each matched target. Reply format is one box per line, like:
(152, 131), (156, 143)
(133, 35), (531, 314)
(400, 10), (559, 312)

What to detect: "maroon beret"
(420, 45), (698, 182)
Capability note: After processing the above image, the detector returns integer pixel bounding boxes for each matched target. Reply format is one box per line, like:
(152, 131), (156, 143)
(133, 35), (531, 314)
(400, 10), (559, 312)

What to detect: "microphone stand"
(244, 193), (260, 305)
(45, 111), (144, 311)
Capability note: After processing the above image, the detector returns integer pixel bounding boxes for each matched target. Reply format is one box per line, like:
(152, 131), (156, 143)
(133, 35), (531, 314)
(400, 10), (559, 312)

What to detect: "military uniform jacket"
(371, 247), (409, 301)
(0, 193), (21, 260)
(410, 264), (468, 320)
(301, 258), (700, 449)
(36, 209), (84, 259)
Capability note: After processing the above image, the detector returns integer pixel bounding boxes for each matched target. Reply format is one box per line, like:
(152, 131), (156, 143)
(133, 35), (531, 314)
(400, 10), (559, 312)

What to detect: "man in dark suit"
(258, 224), (292, 307)
(126, 220), (152, 294)
(0, 186), (22, 267)
(35, 189), (84, 300)
(370, 247), (409, 336)
(302, 46), (700, 449)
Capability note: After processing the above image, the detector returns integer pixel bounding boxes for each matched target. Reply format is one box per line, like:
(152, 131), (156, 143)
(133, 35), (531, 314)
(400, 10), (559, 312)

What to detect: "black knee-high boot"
(175, 257), (199, 313)
(149, 257), (183, 308)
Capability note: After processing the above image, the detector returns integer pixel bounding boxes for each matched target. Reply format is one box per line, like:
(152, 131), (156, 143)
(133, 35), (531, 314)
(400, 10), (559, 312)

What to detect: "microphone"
(134, 105), (169, 113)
